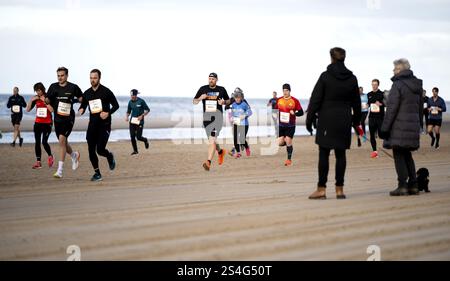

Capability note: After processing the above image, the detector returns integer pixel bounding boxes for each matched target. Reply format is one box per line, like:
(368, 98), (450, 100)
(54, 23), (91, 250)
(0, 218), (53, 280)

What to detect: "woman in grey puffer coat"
(380, 58), (423, 196)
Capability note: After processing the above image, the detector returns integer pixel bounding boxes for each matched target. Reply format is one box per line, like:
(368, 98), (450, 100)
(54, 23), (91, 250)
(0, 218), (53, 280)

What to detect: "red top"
(33, 97), (52, 124)
(275, 96), (302, 126)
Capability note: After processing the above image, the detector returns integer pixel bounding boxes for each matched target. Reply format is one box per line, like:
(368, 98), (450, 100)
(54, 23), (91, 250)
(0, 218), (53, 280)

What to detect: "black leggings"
(318, 146), (346, 187)
(86, 123), (112, 171)
(129, 123), (148, 152)
(34, 123), (52, 161)
(369, 117), (383, 151)
(233, 124), (249, 153)
(393, 147), (417, 187)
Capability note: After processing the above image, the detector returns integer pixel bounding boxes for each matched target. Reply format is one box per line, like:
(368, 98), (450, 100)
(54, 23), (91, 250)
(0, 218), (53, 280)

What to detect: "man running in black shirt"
(46, 67), (83, 178)
(367, 79), (385, 158)
(193, 73), (230, 171)
(79, 69), (119, 181)
(7, 87), (26, 147)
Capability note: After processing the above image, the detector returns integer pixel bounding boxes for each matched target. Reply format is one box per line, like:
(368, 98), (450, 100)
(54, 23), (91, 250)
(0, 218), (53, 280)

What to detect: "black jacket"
(306, 61), (361, 150)
(381, 70), (423, 150)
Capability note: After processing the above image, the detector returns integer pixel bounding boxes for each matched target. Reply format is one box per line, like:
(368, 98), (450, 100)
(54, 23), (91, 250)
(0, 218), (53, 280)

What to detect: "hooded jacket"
(306, 61), (361, 150)
(381, 70), (423, 150)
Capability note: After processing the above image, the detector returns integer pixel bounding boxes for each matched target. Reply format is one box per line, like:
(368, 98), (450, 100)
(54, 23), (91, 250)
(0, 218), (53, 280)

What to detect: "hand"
(32, 96), (39, 102)
(290, 110), (295, 115)
(379, 130), (390, 140)
(306, 122), (313, 134)
(100, 112), (109, 120)
(44, 97), (50, 105)
(125, 116), (129, 122)
(218, 98), (225, 106)
(376, 101), (382, 106)
(138, 115), (143, 121)
(78, 108), (84, 115)
(199, 94), (208, 100)
(438, 107), (442, 111)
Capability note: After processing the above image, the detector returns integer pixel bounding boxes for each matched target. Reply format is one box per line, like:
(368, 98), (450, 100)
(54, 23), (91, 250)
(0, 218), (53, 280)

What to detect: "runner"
(367, 79), (385, 158)
(267, 91), (278, 136)
(229, 88), (252, 158)
(193, 72), (230, 171)
(275, 83), (303, 166)
(125, 89), (150, 155)
(45, 67), (83, 178)
(358, 86), (369, 146)
(226, 90), (250, 156)
(79, 69), (119, 181)
(427, 87), (447, 150)
(422, 89), (429, 134)
(6, 87), (26, 147)
(26, 82), (54, 169)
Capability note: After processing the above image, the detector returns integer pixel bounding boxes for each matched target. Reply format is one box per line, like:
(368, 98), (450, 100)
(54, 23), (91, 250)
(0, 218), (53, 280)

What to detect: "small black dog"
(417, 168), (430, 193)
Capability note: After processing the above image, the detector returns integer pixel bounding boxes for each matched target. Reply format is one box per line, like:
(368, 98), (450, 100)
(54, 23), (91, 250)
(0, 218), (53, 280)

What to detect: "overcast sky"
(1, 0), (449, 100)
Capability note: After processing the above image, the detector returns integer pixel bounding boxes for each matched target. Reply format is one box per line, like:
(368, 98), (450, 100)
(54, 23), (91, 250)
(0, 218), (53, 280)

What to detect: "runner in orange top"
(275, 83), (303, 166)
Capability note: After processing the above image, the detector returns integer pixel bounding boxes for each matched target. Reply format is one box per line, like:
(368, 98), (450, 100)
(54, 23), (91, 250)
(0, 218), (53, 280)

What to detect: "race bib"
(88, 99), (103, 114)
(12, 105), (20, 113)
(280, 112), (290, 123)
(131, 117), (141, 125)
(233, 117), (241, 125)
(370, 103), (380, 113)
(431, 107), (439, 115)
(423, 103), (428, 109)
(57, 102), (71, 116)
(205, 100), (217, 113)
(361, 103), (369, 110)
(36, 107), (47, 118)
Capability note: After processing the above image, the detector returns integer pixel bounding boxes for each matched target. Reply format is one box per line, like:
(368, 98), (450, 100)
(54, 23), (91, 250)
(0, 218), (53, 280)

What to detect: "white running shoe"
(53, 170), (63, 178)
(72, 151), (80, 170)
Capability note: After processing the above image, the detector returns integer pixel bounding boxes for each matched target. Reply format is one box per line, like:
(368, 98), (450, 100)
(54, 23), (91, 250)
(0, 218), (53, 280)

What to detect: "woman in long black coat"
(380, 58), (423, 196)
(306, 47), (362, 200)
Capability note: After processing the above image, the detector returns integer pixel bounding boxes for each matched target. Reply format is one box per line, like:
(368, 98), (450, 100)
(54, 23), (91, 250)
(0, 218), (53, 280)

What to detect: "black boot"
(390, 185), (409, 196)
(408, 182), (420, 195)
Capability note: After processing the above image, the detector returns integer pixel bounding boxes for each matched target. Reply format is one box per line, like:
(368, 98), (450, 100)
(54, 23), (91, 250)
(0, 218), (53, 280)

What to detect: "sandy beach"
(0, 125), (449, 260)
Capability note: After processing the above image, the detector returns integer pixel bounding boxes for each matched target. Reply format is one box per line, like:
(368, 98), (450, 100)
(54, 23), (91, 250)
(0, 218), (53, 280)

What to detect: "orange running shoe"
(203, 160), (211, 171)
(284, 159), (292, 166)
(370, 151), (379, 159)
(218, 149), (226, 165)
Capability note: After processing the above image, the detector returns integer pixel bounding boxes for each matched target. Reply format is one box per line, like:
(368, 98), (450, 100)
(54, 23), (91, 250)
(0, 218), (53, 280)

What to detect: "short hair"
(330, 47), (346, 62)
(90, 69), (101, 78)
(433, 87), (439, 93)
(57, 67), (68, 75)
(33, 82), (46, 93)
(372, 79), (380, 85)
(393, 58), (411, 70)
(359, 86), (363, 90)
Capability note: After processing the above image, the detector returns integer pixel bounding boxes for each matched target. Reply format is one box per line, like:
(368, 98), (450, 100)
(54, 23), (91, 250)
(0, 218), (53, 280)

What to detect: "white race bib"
(370, 103), (380, 113)
(233, 117), (241, 125)
(36, 107), (47, 118)
(280, 112), (290, 123)
(12, 105), (20, 113)
(57, 102), (71, 116)
(431, 107), (439, 115)
(205, 100), (217, 113)
(361, 103), (369, 110)
(423, 103), (428, 109)
(131, 117), (141, 125)
(88, 99), (103, 114)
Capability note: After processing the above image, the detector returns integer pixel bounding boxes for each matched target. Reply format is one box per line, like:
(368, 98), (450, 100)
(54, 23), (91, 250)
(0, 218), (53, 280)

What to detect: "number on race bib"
(12, 105), (20, 113)
(57, 102), (71, 116)
(280, 112), (290, 123)
(431, 107), (439, 115)
(205, 100), (217, 113)
(36, 108), (47, 118)
(370, 103), (380, 113)
(233, 117), (241, 125)
(88, 99), (103, 114)
(131, 117), (140, 125)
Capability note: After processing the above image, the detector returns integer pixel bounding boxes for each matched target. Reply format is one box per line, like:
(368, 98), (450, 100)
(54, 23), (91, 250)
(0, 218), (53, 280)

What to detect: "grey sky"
(1, 0), (449, 99)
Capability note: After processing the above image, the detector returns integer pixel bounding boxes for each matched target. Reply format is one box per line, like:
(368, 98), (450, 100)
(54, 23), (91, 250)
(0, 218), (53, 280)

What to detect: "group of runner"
(7, 67), (150, 181)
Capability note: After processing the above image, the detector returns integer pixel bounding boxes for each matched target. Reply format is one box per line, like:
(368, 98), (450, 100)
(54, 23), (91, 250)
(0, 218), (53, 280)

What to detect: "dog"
(416, 168), (430, 193)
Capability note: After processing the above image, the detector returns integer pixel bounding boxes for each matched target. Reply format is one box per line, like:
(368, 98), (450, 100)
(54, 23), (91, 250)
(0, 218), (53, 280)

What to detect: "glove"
(379, 130), (390, 140)
(306, 122), (313, 134)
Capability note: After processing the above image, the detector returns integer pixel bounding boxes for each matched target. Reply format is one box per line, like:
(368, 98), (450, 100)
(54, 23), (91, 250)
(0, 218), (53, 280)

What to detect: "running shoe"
(370, 151), (379, 158)
(32, 161), (42, 169)
(218, 149), (226, 165)
(48, 155), (54, 168)
(284, 159), (292, 166)
(91, 173), (103, 182)
(72, 151), (80, 170)
(203, 160), (211, 171)
(245, 147), (251, 157)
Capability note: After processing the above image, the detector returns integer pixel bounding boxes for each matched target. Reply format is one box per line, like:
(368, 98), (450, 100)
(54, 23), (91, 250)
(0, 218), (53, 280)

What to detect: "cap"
(209, 72), (218, 79)
(130, 89), (139, 96)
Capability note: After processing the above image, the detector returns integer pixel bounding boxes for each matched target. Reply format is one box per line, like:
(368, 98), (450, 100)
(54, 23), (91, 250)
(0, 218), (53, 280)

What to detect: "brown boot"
(336, 186), (346, 199)
(308, 187), (326, 200)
